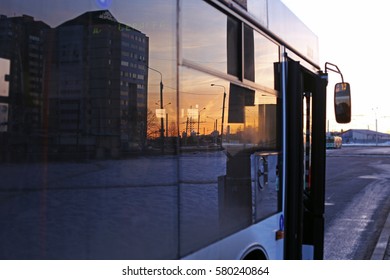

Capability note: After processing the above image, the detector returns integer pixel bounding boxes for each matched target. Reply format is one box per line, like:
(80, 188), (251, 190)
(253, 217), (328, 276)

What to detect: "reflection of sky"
(182, 1), (227, 73)
(1, 0), (176, 61)
(2, 0), (172, 28)
(1, 0), (176, 65)
(1, 0), (177, 113)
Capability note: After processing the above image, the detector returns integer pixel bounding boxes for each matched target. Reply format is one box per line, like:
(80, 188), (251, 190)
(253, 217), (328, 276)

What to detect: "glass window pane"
(182, 1), (234, 75)
(179, 67), (228, 255)
(254, 31), (279, 88)
(179, 66), (281, 255)
(0, 0), (178, 259)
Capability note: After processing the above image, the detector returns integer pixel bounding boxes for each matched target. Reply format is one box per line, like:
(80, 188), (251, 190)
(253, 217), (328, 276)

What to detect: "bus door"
(283, 60), (327, 260)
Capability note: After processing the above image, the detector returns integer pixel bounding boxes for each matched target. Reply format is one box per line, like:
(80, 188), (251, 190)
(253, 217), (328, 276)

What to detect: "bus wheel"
(243, 249), (267, 260)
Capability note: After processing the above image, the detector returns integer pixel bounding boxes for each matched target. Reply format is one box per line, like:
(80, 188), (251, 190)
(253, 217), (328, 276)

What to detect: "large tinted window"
(0, 0), (178, 259)
(0, 0), (283, 260)
(179, 1), (282, 256)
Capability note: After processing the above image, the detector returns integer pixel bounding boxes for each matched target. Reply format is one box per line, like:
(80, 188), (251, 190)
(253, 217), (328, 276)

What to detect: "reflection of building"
(0, 14), (50, 160)
(0, 11), (149, 161)
(48, 10), (149, 158)
(0, 103), (8, 132)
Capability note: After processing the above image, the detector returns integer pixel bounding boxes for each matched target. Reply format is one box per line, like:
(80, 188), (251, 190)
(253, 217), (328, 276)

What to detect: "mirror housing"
(334, 82), (351, 123)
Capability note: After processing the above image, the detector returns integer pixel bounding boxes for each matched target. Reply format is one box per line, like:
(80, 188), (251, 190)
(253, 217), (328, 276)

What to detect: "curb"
(371, 209), (390, 260)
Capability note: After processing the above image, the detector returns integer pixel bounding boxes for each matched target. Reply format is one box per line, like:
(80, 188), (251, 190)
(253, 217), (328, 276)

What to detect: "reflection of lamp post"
(164, 102), (171, 138)
(211, 84), (226, 146)
(207, 116), (219, 144)
(197, 107), (206, 135)
(206, 116), (218, 132)
(147, 66), (164, 152)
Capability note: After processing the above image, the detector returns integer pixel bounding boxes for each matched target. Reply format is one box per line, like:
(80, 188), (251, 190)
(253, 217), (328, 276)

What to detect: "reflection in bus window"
(253, 30), (279, 88)
(179, 66), (281, 254)
(0, 0), (180, 259)
(182, 0), (231, 75)
(1, 0), (289, 260)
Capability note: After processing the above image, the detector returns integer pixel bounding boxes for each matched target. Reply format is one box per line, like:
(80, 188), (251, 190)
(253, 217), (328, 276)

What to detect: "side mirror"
(334, 82), (351, 123)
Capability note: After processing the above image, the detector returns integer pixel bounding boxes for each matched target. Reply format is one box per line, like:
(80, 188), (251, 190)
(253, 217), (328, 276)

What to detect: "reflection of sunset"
(182, 1), (228, 73)
(140, 0), (282, 147)
(178, 66), (278, 148)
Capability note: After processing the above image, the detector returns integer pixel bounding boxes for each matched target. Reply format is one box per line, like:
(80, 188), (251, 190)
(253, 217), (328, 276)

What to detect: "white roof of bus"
(246, 0), (319, 66)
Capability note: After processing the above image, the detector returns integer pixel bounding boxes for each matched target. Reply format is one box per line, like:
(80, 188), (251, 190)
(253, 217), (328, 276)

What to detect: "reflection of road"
(3, 147), (387, 260)
(325, 146), (390, 259)
(0, 159), (178, 259)
(0, 152), (227, 259)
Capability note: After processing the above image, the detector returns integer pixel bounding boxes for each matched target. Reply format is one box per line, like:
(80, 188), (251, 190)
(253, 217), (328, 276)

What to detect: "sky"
(282, 0), (390, 133)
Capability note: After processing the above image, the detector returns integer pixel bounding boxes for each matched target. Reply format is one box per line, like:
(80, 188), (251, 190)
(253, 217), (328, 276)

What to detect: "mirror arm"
(325, 62), (344, 83)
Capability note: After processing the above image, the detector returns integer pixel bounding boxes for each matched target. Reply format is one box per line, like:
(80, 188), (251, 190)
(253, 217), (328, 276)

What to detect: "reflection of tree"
(147, 109), (160, 139)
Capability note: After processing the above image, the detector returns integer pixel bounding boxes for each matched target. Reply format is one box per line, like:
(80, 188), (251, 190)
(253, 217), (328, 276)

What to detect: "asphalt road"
(324, 146), (390, 259)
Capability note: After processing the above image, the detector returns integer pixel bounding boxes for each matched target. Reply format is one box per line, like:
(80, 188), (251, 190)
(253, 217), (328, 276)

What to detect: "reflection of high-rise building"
(0, 11), (149, 161)
(0, 14), (50, 158)
(47, 10), (149, 158)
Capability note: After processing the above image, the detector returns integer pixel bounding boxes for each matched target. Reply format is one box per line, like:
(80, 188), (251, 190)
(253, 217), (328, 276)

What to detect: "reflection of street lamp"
(197, 107), (206, 135)
(147, 66), (164, 152)
(164, 102), (171, 138)
(206, 116), (218, 132)
(211, 84), (226, 146)
(207, 116), (218, 144)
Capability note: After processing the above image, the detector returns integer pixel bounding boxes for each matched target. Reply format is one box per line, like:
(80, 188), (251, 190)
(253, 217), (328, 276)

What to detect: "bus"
(0, 0), (350, 260)
(326, 135), (342, 149)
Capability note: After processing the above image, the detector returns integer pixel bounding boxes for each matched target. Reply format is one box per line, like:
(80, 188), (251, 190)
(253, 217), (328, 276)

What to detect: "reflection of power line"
(151, 58), (176, 62)
(187, 59), (226, 64)
(182, 91), (219, 96)
(158, 84), (220, 96)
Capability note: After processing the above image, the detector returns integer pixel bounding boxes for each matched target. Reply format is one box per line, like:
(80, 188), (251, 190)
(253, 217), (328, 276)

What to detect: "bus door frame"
(282, 59), (327, 260)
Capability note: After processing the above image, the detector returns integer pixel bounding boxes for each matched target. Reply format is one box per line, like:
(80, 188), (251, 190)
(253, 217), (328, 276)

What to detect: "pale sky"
(282, 0), (390, 133)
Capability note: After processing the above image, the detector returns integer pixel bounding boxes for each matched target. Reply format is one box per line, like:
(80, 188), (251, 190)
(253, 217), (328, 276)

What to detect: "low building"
(340, 129), (390, 144)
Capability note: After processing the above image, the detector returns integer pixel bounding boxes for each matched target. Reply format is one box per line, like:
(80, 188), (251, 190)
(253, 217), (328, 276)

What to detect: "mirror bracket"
(325, 62), (344, 83)
(325, 62), (351, 124)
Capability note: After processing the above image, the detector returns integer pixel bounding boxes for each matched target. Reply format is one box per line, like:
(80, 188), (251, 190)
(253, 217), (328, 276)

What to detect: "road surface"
(324, 146), (390, 259)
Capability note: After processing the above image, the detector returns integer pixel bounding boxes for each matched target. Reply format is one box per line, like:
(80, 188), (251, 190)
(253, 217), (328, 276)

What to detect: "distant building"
(340, 129), (390, 144)
(46, 10), (149, 158)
